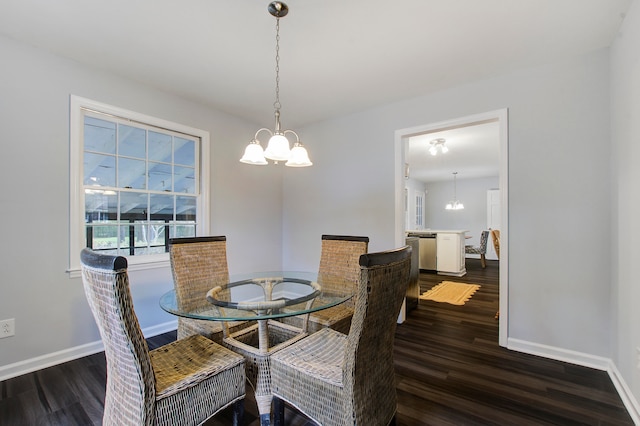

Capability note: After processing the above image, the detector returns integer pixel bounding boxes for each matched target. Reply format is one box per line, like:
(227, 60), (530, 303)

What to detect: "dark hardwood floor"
(0, 259), (634, 425)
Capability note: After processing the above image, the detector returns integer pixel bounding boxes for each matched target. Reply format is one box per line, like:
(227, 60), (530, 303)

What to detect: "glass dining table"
(159, 271), (354, 426)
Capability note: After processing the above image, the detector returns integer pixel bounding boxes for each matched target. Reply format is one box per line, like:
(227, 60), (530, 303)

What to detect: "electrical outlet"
(0, 319), (15, 338)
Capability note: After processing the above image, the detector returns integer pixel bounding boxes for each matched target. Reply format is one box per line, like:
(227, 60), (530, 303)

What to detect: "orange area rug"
(419, 281), (481, 306)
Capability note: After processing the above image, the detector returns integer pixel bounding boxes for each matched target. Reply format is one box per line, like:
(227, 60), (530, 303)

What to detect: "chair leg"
(232, 399), (244, 426)
(273, 397), (285, 426)
(480, 254), (486, 268)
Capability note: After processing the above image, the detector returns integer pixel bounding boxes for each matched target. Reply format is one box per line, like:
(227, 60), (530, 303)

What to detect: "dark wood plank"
(0, 258), (634, 425)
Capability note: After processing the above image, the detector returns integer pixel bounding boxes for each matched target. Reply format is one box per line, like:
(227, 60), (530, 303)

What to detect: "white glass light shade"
(441, 145), (449, 154)
(285, 143), (312, 167)
(429, 147), (437, 156)
(240, 141), (268, 165)
(263, 133), (291, 161)
(445, 201), (464, 210)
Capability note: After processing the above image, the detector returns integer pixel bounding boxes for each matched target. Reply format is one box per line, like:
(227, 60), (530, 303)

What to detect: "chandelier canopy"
(240, 1), (312, 167)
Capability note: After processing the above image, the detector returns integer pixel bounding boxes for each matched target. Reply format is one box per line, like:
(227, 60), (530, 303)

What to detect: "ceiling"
(406, 120), (500, 183)
(0, 0), (632, 131)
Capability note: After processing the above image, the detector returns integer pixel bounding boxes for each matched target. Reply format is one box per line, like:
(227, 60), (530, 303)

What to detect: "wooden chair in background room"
(80, 248), (246, 426)
(281, 234), (369, 335)
(169, 236), (250, 343)
(490, 229), (501, 319)
(465, 230), (489, 268)
(270, 245), (412, 426)
(491, 229), (501, 260)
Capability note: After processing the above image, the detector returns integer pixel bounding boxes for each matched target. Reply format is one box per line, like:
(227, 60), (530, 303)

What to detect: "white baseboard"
(0, 320), (177, 382)
(608, 361), (640, 425)
(507, 337), (611, 370)
(508, 337), (640, 424)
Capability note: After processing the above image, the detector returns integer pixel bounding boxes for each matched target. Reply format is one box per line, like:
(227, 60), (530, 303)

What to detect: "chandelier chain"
(273, 18), (281, 111)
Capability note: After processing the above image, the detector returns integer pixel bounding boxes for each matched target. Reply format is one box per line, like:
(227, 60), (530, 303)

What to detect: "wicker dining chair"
(270, 245), (412, 426)
(80, 248), (246, 426)
(169, 236), (250, 343)
(281, 235), (369, 334)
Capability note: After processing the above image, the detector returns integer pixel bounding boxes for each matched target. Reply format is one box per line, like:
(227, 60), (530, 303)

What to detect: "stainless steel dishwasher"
(408, 232), (437, 270)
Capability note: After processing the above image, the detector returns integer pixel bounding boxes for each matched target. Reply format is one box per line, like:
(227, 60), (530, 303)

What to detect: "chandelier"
(445, 172), (464, 210)
(429, 138), (448, 156)
(240, 1), (312, 167)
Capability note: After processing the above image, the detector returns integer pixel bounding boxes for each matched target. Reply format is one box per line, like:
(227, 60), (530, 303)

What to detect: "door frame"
(394, 108), (509, 347)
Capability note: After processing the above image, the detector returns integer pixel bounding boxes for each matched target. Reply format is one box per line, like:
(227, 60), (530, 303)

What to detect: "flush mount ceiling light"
(240, 1), (312, 167)
(445, 172), (464, 210)
(429, 138), (448, 156)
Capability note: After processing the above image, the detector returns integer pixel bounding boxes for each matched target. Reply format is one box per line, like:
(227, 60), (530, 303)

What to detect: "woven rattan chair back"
(80, 249), (156, 424)
(169, 236), (229, 311)
(317, 235), (370, 309)
(270, 245), (412, 426)
(169, 236), (235, 340)
(81, 248), (247, 426)
(345, 246), (412, 424)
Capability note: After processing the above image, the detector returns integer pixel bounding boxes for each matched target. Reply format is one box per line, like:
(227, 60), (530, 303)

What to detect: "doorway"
(394, 109), (509, 346)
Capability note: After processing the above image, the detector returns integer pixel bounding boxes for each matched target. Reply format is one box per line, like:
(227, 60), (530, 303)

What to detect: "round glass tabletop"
(159, 271), (354, 321)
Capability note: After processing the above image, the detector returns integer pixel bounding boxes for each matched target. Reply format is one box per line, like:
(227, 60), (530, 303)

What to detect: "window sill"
(68, 254), (170, 279)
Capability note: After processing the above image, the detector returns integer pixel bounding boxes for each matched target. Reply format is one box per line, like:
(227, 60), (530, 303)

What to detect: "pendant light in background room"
(445, 172), (464, 210)
(240, 1), (312, 167)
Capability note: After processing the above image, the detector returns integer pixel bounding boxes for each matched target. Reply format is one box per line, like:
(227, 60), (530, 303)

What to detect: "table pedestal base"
(223, 319), (307, 426)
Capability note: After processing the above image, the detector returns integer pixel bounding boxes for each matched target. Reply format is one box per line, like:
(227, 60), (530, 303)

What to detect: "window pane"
(175, 137), (195, 167)
(176, 195), (196, 221)
(118, 158), (146, 189)
(88, 223), (118, 250)
(85, 191), (117, 222)
(118, 124), (146, 159)
(148, 162), (173, 192)
(174, 166), (195, 194)
(84, 153), (116, 187)
(120, 192), (148, 220)
(173, 224), (196, 238)
(148, 221), (167, 248)
(84, 117), (116, 154)
(118, 225), (133, 254)
(149, 131), (172, 163)
(133, 223), (149, 248)
(150, 193), (174, 221)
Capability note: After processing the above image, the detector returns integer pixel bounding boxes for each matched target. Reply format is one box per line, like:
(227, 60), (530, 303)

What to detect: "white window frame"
(68, 95), (210, 277)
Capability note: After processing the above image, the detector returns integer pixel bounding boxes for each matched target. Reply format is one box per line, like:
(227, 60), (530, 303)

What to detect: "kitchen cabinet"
(406, 230), (467, 277)
(436, 232), (466, 277)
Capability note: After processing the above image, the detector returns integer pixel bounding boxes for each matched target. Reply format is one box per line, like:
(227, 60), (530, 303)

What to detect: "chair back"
(80, 248), (155, 425)
(490, 229), (501, 259)
(343, 245), (412, 425)
(318, 235), (369, 307)
(479, 230), (490, 254)
(169, 236), (229, 312)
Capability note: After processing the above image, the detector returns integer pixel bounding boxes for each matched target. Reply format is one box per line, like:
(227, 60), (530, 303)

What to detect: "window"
(415, 192), (424, 229)
(69, 96), (210, 275)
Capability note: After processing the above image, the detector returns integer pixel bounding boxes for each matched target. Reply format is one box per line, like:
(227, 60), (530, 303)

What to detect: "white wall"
(0, 35), (284, 369)
(283, 50), (612, 360)
(611, 0), (640, 405)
